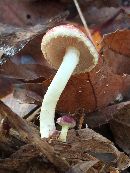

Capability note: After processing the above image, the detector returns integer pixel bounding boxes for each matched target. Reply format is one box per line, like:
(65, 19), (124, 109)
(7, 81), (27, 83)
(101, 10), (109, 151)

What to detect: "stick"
(0, 101), (69, 172)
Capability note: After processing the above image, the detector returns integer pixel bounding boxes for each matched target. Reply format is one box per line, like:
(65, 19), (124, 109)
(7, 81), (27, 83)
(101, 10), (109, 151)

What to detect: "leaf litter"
(0, 11), (69, 64)
(1, 1), (130, 173)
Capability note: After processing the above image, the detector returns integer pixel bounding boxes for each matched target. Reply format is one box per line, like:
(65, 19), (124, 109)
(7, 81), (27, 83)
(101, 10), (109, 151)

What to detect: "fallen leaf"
(66, 160), (100, 173)
(85, 7), (121, 26)
(0, 77), (14, 99)
(0, 101), (70, 172)
(0, 60), (55, 81)
(103, 29), (130, 75)
(84, 101), (130, 128)
(0, 11), (68, 64)
(13, 83), (44, 105)
(0, 0), (66, 26)
(103, 29), (130, 57)
(2, 93), (36, 118)
(13, 73), (96, 113)
(86, 7), (130, 34)
(89, 56), (124, 109)
(0, 101), (130, 172)
(13, 56), (130, 114)
(110, 103), (130, 155)
(52, 128), (130, 172)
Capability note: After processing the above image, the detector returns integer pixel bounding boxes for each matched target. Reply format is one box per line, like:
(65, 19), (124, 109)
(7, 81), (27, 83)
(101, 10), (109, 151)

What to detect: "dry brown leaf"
(85, 7), (121, 26)
(52, 128), (130, 172)
(101, 13), (130, 34)
(0, 60), (55, 81)
(1, 94), (36, 118)
(1, 1), (130, 173)
(0, 77), (14, 99)
(0, 11), (68, 64)
(13, 73), (96, 113)
(0, 101), (70, 172)
(13, 83), (44, 105)
(14, 35), (46, 66)
(3, 128), (127, 173)
(13, 55), (130, 114)
(62, 0), (120, 8)
(66, 160), (100, 173)
(103, 29), (130, 75)
(54, 73), (96, 113)
(0, 101), (130, 172)
(84, 101), (130, 128)
(13, 74), (96, 113)
(85, 7), (130, 34)
(89, 56), (123, 109)
(110, 103), (130, 155)
(0, 1), (66, 27)
(103, 29), (130, 57)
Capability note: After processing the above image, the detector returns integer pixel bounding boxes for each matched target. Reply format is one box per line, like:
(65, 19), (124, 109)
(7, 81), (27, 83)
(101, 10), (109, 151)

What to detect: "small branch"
(0, 101), (70, 172)
(26, 106), (41, 122)
(73, 0), (93, 44)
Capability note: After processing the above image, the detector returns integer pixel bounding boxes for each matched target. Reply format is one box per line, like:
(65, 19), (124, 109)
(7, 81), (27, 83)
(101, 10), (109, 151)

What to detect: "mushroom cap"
(57, 115), (76, 128)
(41, 24), (98, 74)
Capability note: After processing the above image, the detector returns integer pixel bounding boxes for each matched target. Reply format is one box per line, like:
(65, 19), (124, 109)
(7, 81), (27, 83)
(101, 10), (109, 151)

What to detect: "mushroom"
(57, 115), (76, 142)
(40, 24), (98, 138)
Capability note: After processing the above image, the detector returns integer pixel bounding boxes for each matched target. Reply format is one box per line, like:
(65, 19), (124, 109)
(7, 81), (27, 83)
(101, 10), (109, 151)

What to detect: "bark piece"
(0, 101), (70, 172)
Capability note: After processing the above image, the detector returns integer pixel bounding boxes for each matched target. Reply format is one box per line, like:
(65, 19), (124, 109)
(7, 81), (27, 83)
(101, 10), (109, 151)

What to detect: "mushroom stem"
(40, 47), (80, 138)
(59, 125), (69, 142)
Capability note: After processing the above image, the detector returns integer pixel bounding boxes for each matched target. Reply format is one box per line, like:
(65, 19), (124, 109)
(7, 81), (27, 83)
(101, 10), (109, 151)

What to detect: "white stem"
(40, 47), (80, 138)
(59, 125), (69, 142)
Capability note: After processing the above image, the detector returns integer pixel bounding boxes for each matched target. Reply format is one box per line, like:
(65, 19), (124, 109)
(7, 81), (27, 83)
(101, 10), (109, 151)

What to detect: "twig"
(73, 0), (93, 43)
(26, 107), (41, 122)
(0, 101), (69, 172)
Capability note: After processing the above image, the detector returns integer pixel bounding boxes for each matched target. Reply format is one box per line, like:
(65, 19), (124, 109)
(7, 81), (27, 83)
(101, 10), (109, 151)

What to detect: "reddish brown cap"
(57, 115), (76, 128)
(41, 25), (98, 74)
